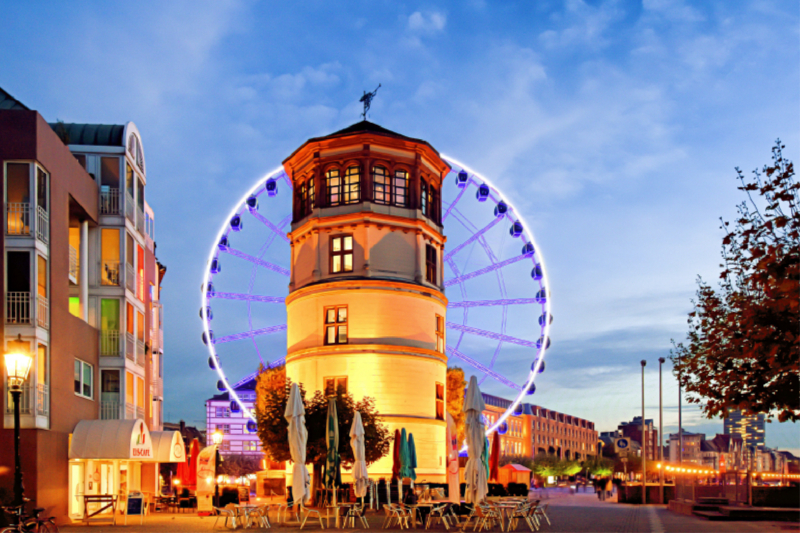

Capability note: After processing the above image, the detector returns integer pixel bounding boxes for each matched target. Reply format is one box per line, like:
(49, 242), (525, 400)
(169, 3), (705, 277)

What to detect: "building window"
(324, 376), (348, 397)
(435, 382), (445, 421)
(244, 441), (258, 452)
(297, 177), (315, 218)
(435, 314), (445, 353)
(343, 165), (360, 204)
(393, 170), (408, 207)
(420, 180), (428, 216)
(74, 359), (93, 399)
(326, 168), (341, 206)
(215, 406), (230, 418)
(221, 440), (230, 452)
(306, 178), (315, 214)
(373, 166), (390, 204)
(330, 235), (353, 274)
(426, 244), (437, 284)
(324, 306), (348, 345)
(217, 423), (231, 434)
(429, 186), (438, 223)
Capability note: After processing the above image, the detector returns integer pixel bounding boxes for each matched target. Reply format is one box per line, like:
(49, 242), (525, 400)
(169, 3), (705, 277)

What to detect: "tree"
(671, 141), (799, 422)
(583, 456), (614, 477)
(446, 367), (467, 444)
(218, 454), (262, 478)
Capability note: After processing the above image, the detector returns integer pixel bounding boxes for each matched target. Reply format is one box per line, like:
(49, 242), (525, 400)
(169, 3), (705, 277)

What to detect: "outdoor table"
(325, 504), (341, 528)
(234, 504), (260, 529)
(82, 494), (117, 525)
(336, 503), (355, 529)
(406, 502), (434, 529)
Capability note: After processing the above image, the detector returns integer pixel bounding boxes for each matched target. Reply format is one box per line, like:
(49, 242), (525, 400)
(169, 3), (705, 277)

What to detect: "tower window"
(324, 376), (348, 396)
(373, 166), (390, 204)
(435, 382), (445, 420)
(297, 177), (315, 218)
(429, 186), (438, 223)
(343, 165), (360, 204)
(420, 180), (428, 216)
(393, 170), (408, 207)
(426, 244), (437, 284)
(307, 177), (315, 213)
(435, 314), (445, 353)
(324, 306), (348, 345)
(330, 235), (354, 274)
(326, 168), (341, 206)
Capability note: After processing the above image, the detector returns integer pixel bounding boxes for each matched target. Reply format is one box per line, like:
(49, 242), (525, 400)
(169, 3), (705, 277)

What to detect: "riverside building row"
(0, 87), (167, 522)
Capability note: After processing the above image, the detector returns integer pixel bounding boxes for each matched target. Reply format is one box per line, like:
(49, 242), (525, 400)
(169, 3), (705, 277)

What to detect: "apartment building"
(617, 416), (658, 461)
(205, 373), (262, 457)
(724, 409), (765, 450)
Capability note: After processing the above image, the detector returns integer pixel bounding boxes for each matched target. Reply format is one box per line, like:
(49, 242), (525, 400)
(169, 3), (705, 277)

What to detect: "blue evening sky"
(2, 0), (798, 452)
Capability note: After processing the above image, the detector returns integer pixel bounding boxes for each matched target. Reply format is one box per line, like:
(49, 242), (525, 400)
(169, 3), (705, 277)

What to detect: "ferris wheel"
(200, 155), (552, 437)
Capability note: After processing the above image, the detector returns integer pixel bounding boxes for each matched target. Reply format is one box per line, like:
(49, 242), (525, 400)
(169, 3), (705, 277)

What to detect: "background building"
(669, 431), (705, 464)
(617, 416), (658, 461)
(205, 373), (261, 456)
(724, 409), (765, 450)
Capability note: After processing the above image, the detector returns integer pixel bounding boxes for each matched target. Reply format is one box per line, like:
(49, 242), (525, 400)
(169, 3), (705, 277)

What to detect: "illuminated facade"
(724, 409), (765, 450)
(205, 373), (262, 457)
(283, 121), (450, 481)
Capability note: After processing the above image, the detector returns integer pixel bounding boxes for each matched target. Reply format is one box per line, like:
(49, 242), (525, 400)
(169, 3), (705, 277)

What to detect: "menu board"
(125, 492), (145, 525)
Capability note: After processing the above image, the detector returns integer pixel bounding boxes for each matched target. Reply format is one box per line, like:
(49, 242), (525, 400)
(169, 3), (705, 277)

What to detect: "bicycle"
(1, 502), (59, 533)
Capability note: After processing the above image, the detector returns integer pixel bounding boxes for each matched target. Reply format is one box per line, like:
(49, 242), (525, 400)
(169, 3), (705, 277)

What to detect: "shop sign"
(130, 420), (153, 459)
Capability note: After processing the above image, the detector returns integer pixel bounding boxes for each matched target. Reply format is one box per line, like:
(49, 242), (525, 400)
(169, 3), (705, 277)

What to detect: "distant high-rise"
(724, 410), (765, 449)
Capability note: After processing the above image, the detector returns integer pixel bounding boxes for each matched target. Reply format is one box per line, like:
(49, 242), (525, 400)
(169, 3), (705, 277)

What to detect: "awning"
(69, 419), (155, 461)
(150, 430), (186, 463)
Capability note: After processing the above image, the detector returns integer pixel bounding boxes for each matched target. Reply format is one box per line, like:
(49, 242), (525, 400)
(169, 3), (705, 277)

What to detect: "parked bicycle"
(1, 502), (58, 533)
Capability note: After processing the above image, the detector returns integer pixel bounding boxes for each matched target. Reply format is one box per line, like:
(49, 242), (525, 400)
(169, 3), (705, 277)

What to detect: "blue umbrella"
(399, 428), (411, 479)
(408, 433), (418, 481)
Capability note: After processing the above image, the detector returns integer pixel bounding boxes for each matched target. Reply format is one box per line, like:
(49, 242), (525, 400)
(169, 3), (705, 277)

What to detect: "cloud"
(408, 11), (447, 33)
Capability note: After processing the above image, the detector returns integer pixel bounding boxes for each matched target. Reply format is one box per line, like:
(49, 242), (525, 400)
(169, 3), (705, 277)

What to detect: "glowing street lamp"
(4, 335), (33, 507)
(211, 430), (224, 446)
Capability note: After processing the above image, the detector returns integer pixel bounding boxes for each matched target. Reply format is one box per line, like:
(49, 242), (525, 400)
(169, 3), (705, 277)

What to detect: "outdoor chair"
(449, 504), (476, 529)
(425, 503), (451, 530)
(382, 503), (410, 529)
(343, 503), (369, 529)
(249, 504), (271, 529)
(474, 503), (503, 532)
(272, 502), (290, 524)
(298, 504), (325, 529)
(532, 503), (550, 527)
(508, 502), (535, 532)
(213, 505), (237, 530)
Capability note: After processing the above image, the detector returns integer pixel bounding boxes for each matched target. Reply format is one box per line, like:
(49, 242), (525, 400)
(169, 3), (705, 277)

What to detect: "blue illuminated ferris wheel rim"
(200, 157), (553, 438)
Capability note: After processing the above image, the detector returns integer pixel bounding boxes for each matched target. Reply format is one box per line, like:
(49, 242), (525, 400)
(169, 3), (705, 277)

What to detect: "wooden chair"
(382, 503), (410, 529)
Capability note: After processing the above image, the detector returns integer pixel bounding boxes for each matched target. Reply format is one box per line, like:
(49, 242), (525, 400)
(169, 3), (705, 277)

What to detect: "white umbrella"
(463, 375), (488, 504)
(350, 411), (369, 498)
(446, 412), (461, 503)
(285, 382), (310, 506)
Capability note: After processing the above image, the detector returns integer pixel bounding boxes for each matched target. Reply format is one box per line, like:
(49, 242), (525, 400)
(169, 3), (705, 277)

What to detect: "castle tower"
(283, 121), (450, 481)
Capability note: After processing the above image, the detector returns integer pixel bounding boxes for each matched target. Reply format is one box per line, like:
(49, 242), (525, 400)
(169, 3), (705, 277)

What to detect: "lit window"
(343, 165), (360, 204)
(326, 168), (341, 206)
(215, 406), (230, 418)
(373, 166), (390, 204)
(324, 376), (348, 396)
(330, 235), (353, 274)
(217, 424), (231, 434)
(420, 180), (428, 215)
(297, 177), (316, 218)
(435, 314), (445, 353)
(435, 382), (445, 420)
(429, 186), (438, 222)
(426, 244), (437, 284)
(393, 170), (408, 206)
(244, 441), (258, 452)
(324, 306), (348, 345)
(74, 359), (93, 399)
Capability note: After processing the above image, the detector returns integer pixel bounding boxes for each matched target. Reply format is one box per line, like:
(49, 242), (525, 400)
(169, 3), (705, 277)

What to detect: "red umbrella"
(186, 438), (201, 488)
(489, 431), (501, 482)
(392, 429), (401, 481)
(176, 456), (189, 489)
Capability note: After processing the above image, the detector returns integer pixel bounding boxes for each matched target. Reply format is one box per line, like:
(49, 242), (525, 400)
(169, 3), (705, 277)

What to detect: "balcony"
(125, 192), (134, 221)
(5, 292), (31, 325)
(100, 187), (121, 215)
(136, 206), (145, 234)
(136, 340), (145, 366)
(36, 383), (49, 416)
(36, 206), (48, 243)
(100, 330), (122, 357)
(125, 263), (135, 292)
(101, 400), (122, 420)
(101, 260), (121, 286)
(125, 332), (135, 362)
(69, 246), (78, 284)
(136, 406), (145, 420)
(5, 383), (32, 415)
(6, 203), (31, 235)
(36, 295), (48, 329)
(125, 402), (135, 420)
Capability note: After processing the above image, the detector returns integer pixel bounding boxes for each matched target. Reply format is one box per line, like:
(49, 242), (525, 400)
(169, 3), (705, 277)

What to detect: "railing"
(125, 402), (135, 420)
(5, 384), (32, 415)
(36, 294), (48, 329)
(5, 292), (31, 324)
(125, 263), (135, 292)
(101, 260), (121, 286)
(101, 400), (122, 420)
(125, 332), (135, 361)
(100, 330), (122, 357)
(100, 188), (121, 215)
(136, 206), (145, 233)
(6, 203), (31, 235)
(69, 245), (78, 282)
(136, 340), (145, 366)
(36, 383), (49, 416)
(36, 205), (48, 243)
(125, 192), (134, 221)
(136, 406), (145, 420)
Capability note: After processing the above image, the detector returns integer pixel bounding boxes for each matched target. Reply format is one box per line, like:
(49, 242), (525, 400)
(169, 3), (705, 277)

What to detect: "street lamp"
(211, 430), (223, 446)
(658, 357), (665, 505)
(4, 335), (33, 507)
(641, 359), (647, 505)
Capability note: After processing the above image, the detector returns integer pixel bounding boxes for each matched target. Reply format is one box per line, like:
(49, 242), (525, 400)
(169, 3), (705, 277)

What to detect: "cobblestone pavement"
(58, 493), (798, 533)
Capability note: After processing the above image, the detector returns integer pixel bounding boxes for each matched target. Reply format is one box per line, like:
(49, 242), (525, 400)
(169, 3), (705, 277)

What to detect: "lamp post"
(4, 335), (33, 508)
(659, 357), (665, 505)
(211, 430), (223, 507)
(641, 359), (647, 505)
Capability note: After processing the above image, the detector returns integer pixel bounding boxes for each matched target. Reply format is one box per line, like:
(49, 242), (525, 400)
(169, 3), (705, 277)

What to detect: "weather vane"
(359, 84), (381, 120)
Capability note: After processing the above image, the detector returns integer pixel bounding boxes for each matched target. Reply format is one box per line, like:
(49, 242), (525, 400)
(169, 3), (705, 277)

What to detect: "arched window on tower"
(429, 185), (439, 223)
(393, 170), (408, 206)
(372, 166), (389, 204)
(343, 165), (360, 204)
(420, 179), (428, 216)
(326, 168), (341, 206)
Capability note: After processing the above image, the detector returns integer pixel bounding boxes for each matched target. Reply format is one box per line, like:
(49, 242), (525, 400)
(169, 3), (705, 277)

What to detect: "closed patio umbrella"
(398, 428), (410, 502)
(489, 431), (500, 482)
(350, 411), (369, 499)
(285, 382), (310, 507)
(186, 438), (200, 488)
(446, 413), (460, 503)
(390, 429), (401, 503)
(408, 433), (418, 489)
(325, 398), (341, 525)
(464, 375), (488, 504)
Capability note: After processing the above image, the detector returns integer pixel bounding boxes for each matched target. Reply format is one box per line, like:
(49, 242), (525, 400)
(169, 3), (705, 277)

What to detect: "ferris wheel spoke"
(446, 322), (537, 348)
(249, 210), (291, 243)
(441, 179), (470, 223)
(213, 323), (288, 344)
(443, 216), (502, 262)
(214, 292), (286, 304)
(446, 346), (522, 391)
(222, 247), (290, 276)
(448, 297), (539, 308)
(443, 254), (526, 288)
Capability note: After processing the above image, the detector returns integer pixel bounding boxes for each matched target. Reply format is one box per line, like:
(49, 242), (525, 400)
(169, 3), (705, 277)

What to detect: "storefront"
(67, 419), (183, 521)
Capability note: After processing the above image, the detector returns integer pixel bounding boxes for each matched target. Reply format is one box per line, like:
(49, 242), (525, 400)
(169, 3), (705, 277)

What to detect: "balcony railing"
(36, 206), (48, 243)
(125, 263), (135, 292)
(5, 383), (32, 415)
(5, 292), (31, 324)
(101, 260), (121, 286)
(100, 187), (121, 215)
(101, 400), (122, 420)
(136, 340), (145, 366)
(136, 406), (145, 420)
(125, 332), (135, 362)
(101, 330), (122, 357)
(36, 383), (49, 416)
(136, 206), (145, 233)
(125, 192), (134, 221)
(69, 245), (78, 283)
(125, 402), (135, 420)
(6, 203), (31, 235)
(36, 294), (48, 329)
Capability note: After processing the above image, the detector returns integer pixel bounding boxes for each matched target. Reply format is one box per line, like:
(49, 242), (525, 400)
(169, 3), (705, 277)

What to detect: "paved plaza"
(58, 493), (798, 533)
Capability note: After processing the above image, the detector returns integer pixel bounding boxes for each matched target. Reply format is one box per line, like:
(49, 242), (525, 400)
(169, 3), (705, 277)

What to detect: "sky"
(2, 0), (798, 453)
